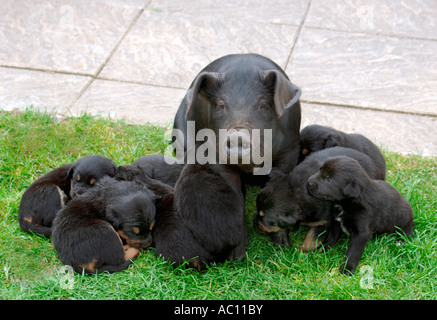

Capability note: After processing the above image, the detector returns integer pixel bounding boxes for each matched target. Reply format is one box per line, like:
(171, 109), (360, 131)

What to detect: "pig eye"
(258, 101), (271, 111)
(216, 100), (225, 110)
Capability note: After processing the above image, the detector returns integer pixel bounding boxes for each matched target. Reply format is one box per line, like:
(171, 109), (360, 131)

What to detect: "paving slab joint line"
(67, 5), (147, 111)
(284, 0), (312, 70)
(303, 25), (437, 43)
(302, 100), (437, 119)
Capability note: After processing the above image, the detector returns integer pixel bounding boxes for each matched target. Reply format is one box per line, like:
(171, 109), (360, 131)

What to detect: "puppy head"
(254, 171), (301, 234)
(106, 190), (157, 249)
(307, 156), (367, 201)
(300, 125), (345, 159)
(68, 155), (117, 197)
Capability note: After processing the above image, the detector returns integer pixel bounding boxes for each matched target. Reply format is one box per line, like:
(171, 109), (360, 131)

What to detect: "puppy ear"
(105, 206), (119, 228)
(67, 165), (75, 179)
(268, 167), (286, 180)
(325, 133), (343, 148)
(185, 72), (223, 120)
(325, 135), (338, 148)
(260, 69), (302, 117)
(109, 164), (118, 177)
(342, 181), (362, 198)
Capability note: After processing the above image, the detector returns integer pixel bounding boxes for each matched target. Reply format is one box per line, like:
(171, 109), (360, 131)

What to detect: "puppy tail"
(19, 218), (52, 238)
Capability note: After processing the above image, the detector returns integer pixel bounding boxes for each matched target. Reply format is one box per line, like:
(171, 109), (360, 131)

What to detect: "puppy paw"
(340, 262), (356, 276)
(124, 247), (140, 261)
(270, 230), (290, 247)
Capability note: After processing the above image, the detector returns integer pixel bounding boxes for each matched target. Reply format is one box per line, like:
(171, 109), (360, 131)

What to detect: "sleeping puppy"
(52, 177), (157, 273)
(68, 155), (117, 197)
(131, 154), (184, 187)
(152, 163), (247, 270)
(307, 156), (414, 275)
(18, 155), (117, 237)
(300, 125), (386, 180)
(18, 163), (73, 237)
(254, 147), (384, 248)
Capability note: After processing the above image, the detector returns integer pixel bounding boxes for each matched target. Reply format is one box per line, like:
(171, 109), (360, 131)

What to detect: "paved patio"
(1, 0), (436, 156)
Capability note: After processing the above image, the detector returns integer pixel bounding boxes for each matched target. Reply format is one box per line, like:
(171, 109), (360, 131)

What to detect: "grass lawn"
(0, 108), (436, 300)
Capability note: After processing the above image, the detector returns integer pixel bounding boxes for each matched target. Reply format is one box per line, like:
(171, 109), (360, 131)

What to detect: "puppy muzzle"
(306, 176), (318, 196)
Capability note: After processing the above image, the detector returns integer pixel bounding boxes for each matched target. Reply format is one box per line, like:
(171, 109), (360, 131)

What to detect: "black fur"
(254, 147), (385, 247)
(152, 163), (247, 270)
(18, 163), (73, 237)
(307, 156), (414, 274)
(52, 177), (157, 273)
(300, 125), (386, 179)
(68, 155), (117, 197)
(131, 154), (184, 187)
(18, 155), (118, 237)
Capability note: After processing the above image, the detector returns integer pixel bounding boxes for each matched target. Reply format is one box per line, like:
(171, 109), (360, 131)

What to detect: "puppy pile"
(19, 128), (413, 275)
(19, 154), (247, 273)
(255, 124), (414, 275)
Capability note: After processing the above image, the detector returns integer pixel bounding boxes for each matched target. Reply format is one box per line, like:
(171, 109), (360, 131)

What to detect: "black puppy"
(52, 177), (157, 273)
(68, 155), (117, 197)
(18, 163), (73, 237)
(131, 154), (184, 187)
(254, 147), (384, 248)
(152, 163), (247, 270)
(300, 125), (386, 180)
(18, 155), (117, 237)
(307, 156), (414, 275)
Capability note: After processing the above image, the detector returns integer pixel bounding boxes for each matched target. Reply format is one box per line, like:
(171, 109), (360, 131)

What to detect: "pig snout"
(226, 128), (251, 159)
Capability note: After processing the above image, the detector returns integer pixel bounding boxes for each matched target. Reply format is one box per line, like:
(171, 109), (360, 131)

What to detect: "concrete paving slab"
(0, 0), (144, 75)
(287, 27), (437, 116)
(0, 67), (91, 112)
(306, 0), (437, 40)
(0, 0), (436, 158)
(72, 79), (186, 125)
(301, 102), (437, 157)
(150, 0), (309, 26)
(99, 6), (299, 89)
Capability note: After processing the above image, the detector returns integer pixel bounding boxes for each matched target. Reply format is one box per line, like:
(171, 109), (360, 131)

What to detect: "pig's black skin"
(173, 53), (302, 175)
(254, 147), (384, 246)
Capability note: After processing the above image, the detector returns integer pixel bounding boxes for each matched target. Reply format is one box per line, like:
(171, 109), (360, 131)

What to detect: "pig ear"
(185, 72), (223, 120)
(261, 70), (302, 117)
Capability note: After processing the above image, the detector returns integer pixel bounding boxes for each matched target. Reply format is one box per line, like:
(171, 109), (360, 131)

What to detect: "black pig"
(172, 53), (302, 175)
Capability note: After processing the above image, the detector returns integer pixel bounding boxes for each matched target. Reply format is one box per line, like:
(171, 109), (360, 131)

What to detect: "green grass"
(0, 108), (436, 300)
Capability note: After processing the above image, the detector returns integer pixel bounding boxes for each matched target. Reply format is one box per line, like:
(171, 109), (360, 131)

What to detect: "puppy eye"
(76, 174), (81, 182)
(326, 177), (333, 183)
(89, 178), (96, 186)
